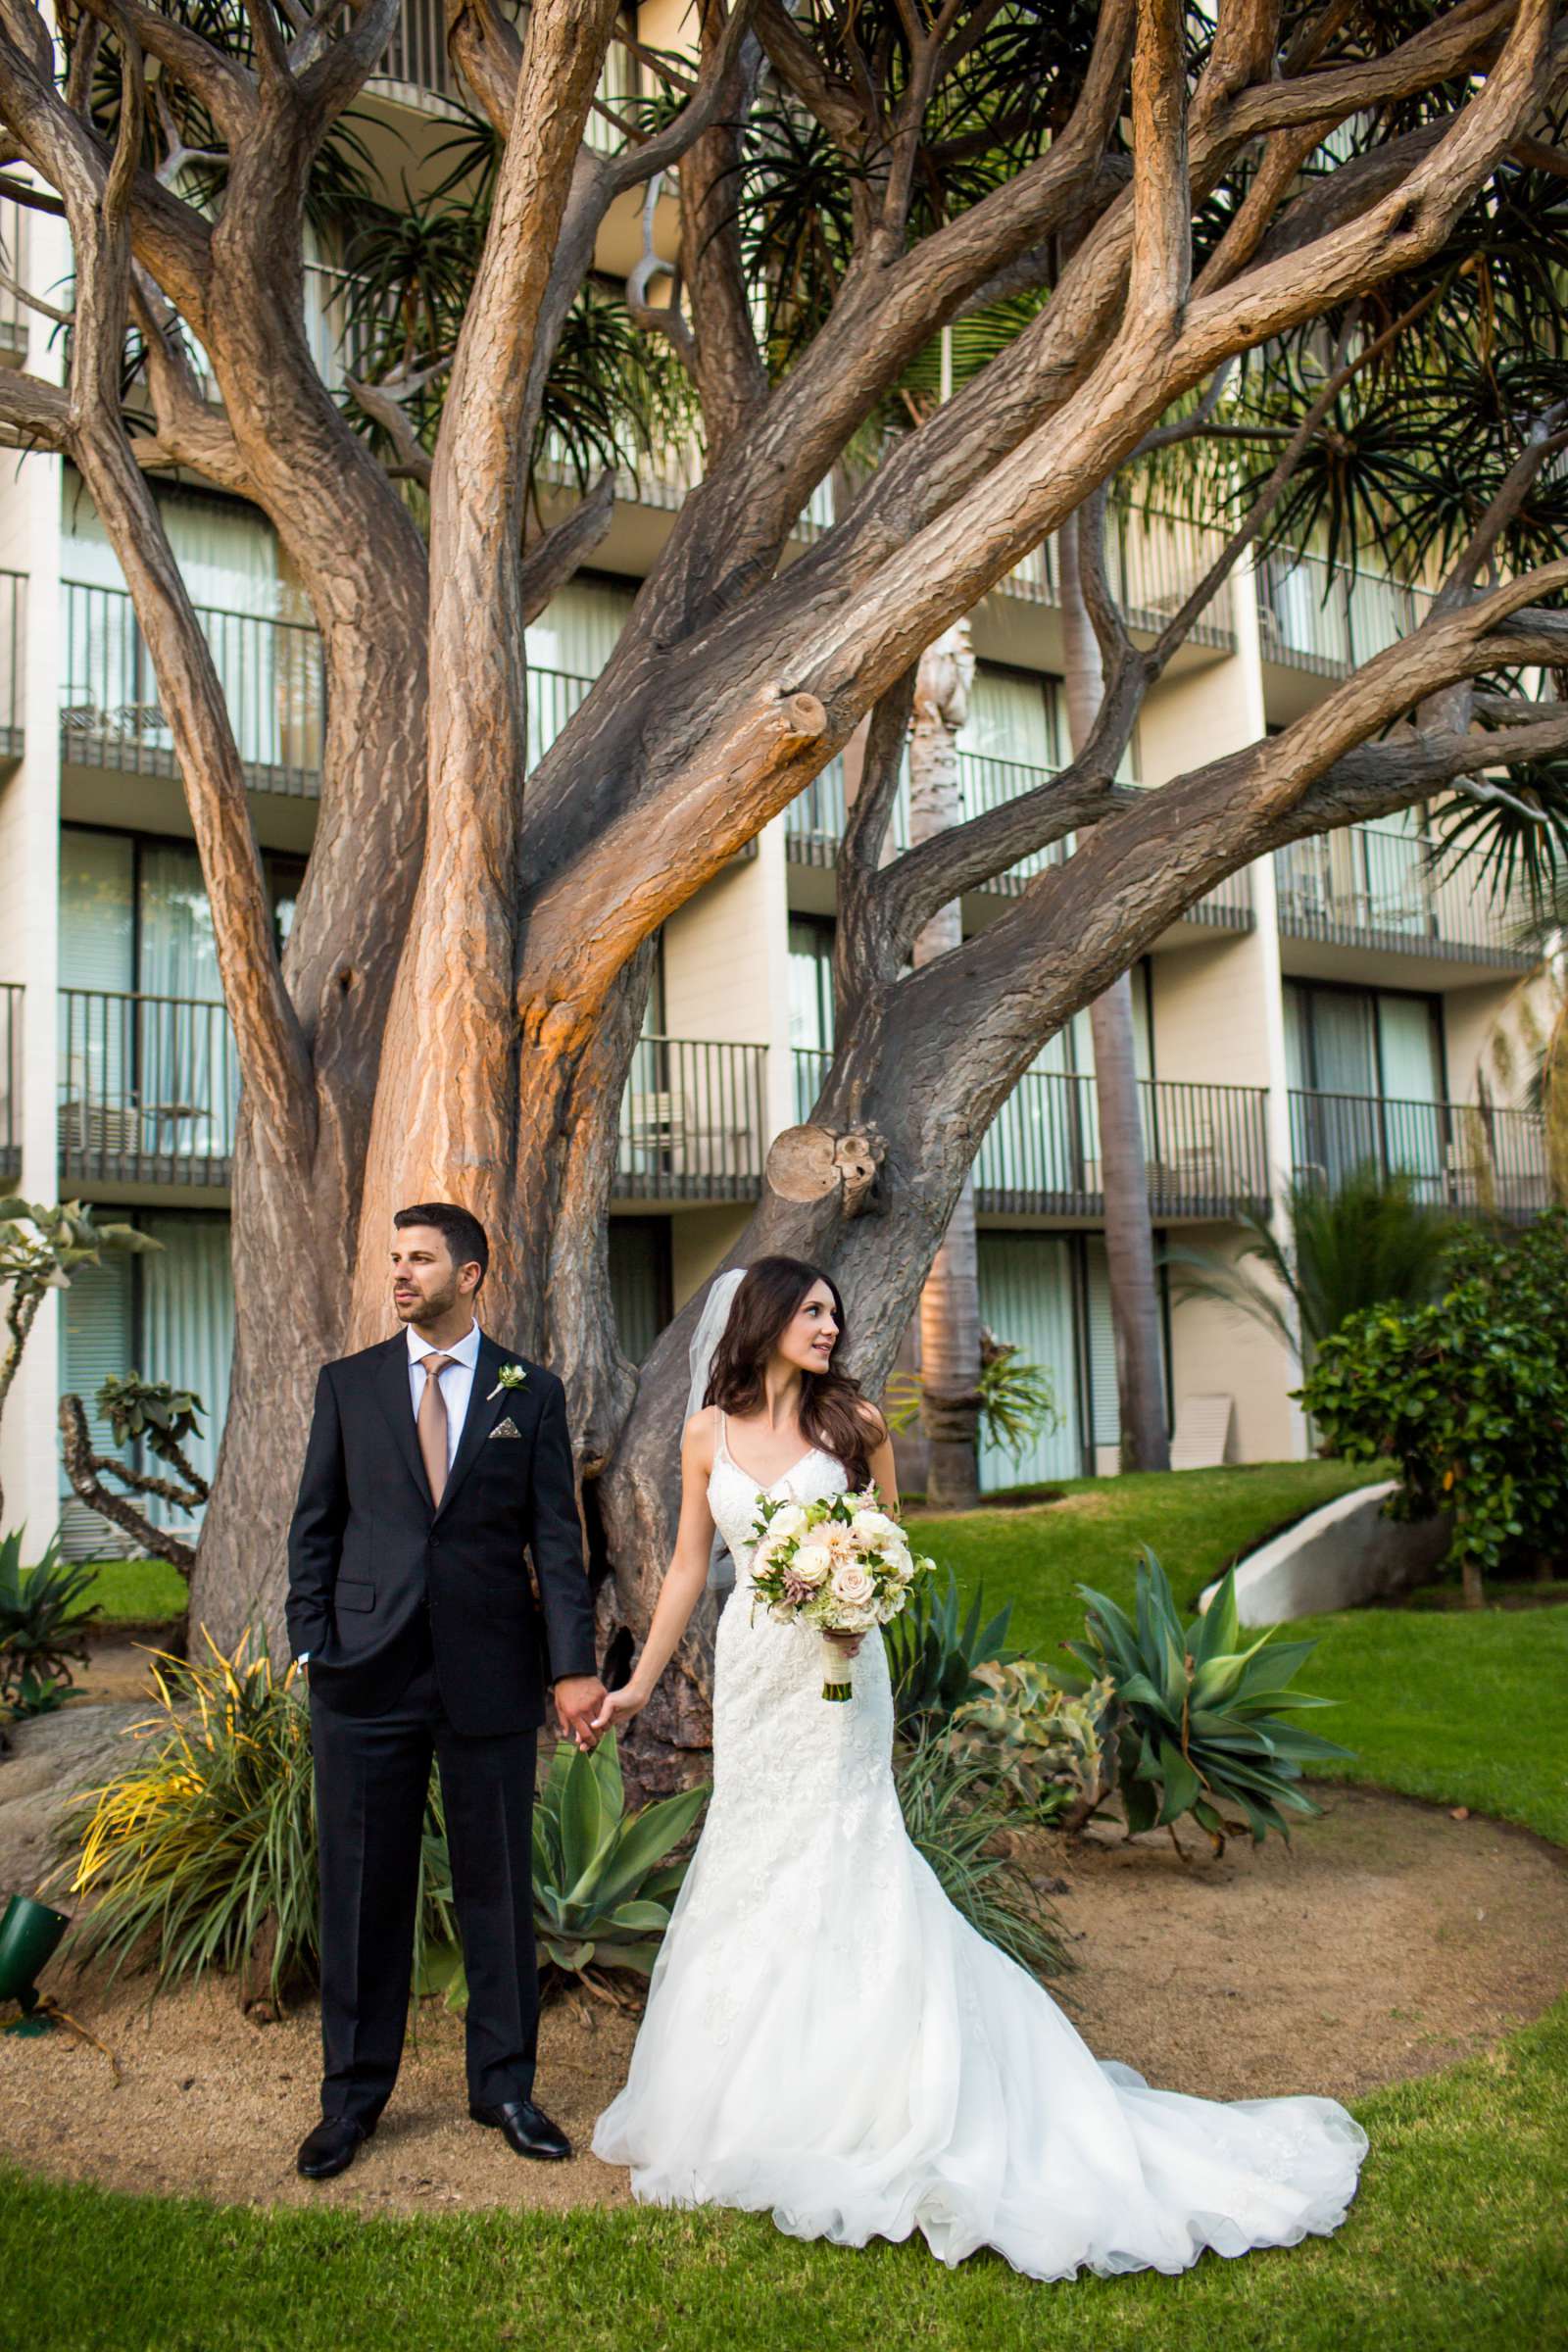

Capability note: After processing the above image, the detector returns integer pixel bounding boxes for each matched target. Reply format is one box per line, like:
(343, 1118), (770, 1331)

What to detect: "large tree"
(3, 0), (1567, 1788)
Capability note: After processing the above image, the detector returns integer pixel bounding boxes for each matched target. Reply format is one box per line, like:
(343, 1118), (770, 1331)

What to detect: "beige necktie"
(416, 1353), (458, 1505)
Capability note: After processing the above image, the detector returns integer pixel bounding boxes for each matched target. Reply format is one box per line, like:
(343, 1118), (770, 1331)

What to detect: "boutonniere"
(486, 1361), (527, 1402)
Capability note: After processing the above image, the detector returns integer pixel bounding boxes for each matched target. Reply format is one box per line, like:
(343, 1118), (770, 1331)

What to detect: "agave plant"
(885, 1567), (1016, 1736)
(1054, 1551), (1353, 1852)
(424, 1730), (709, 2010)
(0, 1528), (98, 1716)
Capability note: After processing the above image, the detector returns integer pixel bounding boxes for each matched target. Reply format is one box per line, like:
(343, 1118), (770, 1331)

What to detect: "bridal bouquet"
(748, 1486), (937, 1701)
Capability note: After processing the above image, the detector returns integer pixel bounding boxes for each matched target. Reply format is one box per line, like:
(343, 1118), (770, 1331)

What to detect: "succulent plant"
(950, 1659), (1118, 1829)
(1054, 1549), (1354, 1851)
(884, 1567), (1017, 1735)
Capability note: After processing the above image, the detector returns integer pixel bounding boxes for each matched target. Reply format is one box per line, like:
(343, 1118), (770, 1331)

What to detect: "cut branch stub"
(765, 1121), (887, 1215)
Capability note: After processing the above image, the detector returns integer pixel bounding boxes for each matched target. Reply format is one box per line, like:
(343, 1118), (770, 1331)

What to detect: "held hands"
(589, 1679), (651, 1735)
(824, 1630), (866, 1659)
(553, 1674), (609, 1752)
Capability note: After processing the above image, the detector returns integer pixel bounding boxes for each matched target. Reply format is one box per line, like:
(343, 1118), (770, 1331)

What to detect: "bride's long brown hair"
(703, 1256), (875, 1491)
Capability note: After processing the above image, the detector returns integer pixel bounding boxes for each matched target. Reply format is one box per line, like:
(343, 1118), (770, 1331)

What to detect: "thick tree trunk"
(1060, 528), (1170, 1473)
(908, 622), (983, 1511)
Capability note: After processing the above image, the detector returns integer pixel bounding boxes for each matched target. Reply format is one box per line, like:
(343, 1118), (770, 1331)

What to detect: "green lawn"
(6, 1463), (1566, 2351)
(919, 1457), (1387, 1655)
(70, 1556), (188, 1626)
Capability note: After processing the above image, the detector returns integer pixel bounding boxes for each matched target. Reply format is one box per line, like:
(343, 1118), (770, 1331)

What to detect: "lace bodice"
(706, 1409), (850, 1580)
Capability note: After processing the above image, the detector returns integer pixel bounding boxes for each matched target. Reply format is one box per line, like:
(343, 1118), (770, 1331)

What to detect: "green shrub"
(894, 1729), (1070, 1983)
(58, 1630), (453, 2004)
(1054, 1551), (1353, 1850)
(949, 1658), (1118, 1829)
(884, 1566), (1016, 1735)
(1298, 1210), (1568, 1605)
(1, 1529), (99, 1718)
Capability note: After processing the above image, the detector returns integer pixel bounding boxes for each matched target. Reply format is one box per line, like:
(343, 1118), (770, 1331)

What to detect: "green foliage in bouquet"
(59, 1630), (454, 2004)
(424, 1731), (709, 2010)
(1298, 1210), (1568, 1605)
(1054, 1551), (1353, 1851)
(949, 1659), (1118, 1830)
(895, 1730), (1070, 1984)
(1, 1529), (98, 1718)
(885, 1566), (1017, 1735)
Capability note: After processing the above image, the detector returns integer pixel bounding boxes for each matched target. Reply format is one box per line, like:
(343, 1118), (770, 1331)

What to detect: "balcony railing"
(59, 989), (239, 1188)
(1005, 507), (1237, 649)
(795, 1050), (1269, 1217)
(0, 568), (23, 759)
(61, 581), (324, 797)
(1256, 548), (1434, 677)
(373, 0), (458, 99)
(1273, 824), (1534, 966)
(1290, 1088), (1549, 1220)
(786, 756), (1252, 927)
(0, 981), (21, 1183)
(617, 1036), (769, 1201)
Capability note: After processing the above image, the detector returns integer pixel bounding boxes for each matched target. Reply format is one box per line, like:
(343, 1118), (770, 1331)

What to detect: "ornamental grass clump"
(58, 1628), (453, 2005)
(1054, 1551), (1353, 1853)
(894, 1729), (1070, 1984)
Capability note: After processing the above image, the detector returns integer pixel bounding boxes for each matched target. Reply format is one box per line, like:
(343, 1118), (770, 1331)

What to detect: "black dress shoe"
(296, 2115), (373, 2179)
(469, 2097), (571, 2161)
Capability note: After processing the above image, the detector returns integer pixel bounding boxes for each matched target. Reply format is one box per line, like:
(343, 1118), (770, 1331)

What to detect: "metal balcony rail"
(374, 0), (458, 98)
(618, 1035), (770, 1200)
(1289, 1088), (1549, 1219)
(0, 980), (21, 1183)
(61, 581), (324, 797)
(1273, 823), (1534, 965)
(795, 1051), (1269, 1216)
(0, 568), (23, 758)
(1006, 506), (1237, 649)
(0, 194), (27, 354)
(59, 989), (240, 1188)
(977, 1069), (1272, 1216)
(1256, 547), (1434, 677)
(786, 753), (1250, 923)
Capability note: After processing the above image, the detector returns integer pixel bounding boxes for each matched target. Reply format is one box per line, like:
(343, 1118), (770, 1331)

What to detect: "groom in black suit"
(286, 1200), (606, 2180)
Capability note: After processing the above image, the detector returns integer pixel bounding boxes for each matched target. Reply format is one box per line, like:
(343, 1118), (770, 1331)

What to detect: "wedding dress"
(591, 1417), (1367, 2279)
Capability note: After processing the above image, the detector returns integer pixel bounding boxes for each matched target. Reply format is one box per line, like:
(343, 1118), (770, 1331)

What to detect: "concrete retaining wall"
(1200, 1479), (1451, 1626)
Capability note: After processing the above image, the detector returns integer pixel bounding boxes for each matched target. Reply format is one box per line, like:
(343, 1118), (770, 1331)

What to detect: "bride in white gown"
(589, 1257), (1367, 2280)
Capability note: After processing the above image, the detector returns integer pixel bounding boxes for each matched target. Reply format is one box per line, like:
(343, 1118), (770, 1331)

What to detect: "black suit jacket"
(284, 1331), (599, 1736)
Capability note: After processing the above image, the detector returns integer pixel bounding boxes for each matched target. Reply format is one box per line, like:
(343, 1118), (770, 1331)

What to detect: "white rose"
(851, 1509), (903, 1548)
(768, 1503), (809, 1541)
(792, 1544), (832, 1589)
(830, 1560), (875, 1608)
(838, 1601), (879, 1632)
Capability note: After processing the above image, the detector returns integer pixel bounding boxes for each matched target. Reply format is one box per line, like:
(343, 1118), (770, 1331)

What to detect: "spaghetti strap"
(714, 1407), (731, 1466)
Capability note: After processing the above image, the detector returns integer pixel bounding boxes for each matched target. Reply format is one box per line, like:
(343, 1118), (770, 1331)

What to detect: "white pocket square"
(488, 1416), (523, 1441)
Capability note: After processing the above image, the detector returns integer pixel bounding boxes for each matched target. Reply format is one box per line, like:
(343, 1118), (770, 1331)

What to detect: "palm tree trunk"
(1059, 527), (1170, 1472)
(909, 621), (984, 1508)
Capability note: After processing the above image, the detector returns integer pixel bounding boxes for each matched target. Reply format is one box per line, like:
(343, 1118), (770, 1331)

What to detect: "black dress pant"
(309, 1620), (540, 2126)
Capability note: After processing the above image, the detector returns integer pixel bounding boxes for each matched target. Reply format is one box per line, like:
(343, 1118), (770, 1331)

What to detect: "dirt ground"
(3, 1784), (1564, 2218)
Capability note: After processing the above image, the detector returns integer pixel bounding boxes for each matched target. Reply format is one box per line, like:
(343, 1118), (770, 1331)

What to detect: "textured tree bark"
(1060, 526), (1170, 1473)
(0, 0), (1556, 1700)
(908, 623), (984, 1511)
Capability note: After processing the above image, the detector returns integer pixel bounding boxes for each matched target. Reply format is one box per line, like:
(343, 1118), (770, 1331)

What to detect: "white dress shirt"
(298, 1321), (482, 1665)
(407, 1318), (482, 1471)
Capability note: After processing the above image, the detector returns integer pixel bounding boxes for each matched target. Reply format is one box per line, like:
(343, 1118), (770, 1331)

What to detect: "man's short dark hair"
(394, 1201), (489, 1286)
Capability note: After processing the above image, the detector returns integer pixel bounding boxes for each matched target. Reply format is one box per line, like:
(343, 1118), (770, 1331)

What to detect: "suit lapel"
(372, 1335), (435, 1511)
(434, 1332), (508, 1521)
